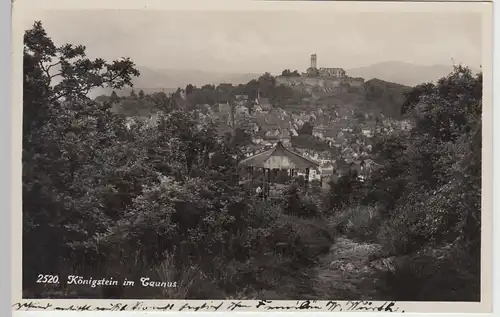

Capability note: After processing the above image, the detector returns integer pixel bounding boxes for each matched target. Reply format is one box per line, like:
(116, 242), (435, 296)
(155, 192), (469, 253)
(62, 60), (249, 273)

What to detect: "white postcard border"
(9, 0), (495, 314)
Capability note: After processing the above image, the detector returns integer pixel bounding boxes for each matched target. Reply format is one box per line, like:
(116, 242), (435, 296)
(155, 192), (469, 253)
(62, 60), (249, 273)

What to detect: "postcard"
(10, 0), (493, 313)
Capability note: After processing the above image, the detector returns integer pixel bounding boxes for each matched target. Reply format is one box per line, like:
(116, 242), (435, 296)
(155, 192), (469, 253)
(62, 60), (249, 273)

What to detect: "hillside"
(90, 61), (479, 98)
(287, 78), (411, 119)
(93, 63), (413, 120)
(363, 78), (411, 118)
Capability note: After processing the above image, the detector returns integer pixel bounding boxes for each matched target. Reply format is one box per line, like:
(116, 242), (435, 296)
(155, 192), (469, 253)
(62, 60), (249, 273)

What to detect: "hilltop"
(97, 73), (412, 121)
(91, 61), (481, 99)
(276, 77), (411, 119)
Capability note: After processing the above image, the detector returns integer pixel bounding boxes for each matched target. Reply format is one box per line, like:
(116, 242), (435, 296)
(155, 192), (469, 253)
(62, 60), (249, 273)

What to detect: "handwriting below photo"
(12, 299), (403, 312)
(10, 0), (493, 313)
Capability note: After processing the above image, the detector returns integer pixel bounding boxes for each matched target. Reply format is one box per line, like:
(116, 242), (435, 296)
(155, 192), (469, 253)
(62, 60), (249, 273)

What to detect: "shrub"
(283, 185), (321, 218)
(370, 66), (482, 301)
(330, 205), (381, 242)
(383, 241), (480, 301)
(325, 170), (363, 212)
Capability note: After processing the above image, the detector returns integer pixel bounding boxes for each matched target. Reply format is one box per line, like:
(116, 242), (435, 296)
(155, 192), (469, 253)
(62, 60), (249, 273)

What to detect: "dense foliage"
(22, 22), (334, 299)
(281, 69), (301, 77)
(364, 78), (410, 119)
(330, 66), (482, 301)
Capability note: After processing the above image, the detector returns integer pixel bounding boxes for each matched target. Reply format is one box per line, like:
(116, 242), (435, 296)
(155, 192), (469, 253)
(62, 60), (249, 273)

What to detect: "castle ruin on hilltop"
(306, 53), (346, 78)
(276, 54), (365, 94)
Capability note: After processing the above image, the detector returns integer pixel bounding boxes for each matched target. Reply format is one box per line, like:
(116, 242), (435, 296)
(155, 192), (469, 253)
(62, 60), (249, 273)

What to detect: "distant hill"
(347, 61), (479, 87)
(90, 61), (479, 98)
(90, 66), (261, 98)
(90, 62), (438, 119)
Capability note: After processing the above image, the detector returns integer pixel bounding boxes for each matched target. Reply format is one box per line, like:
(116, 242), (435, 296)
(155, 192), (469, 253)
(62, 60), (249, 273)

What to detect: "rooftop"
(239, 141), (319, 170)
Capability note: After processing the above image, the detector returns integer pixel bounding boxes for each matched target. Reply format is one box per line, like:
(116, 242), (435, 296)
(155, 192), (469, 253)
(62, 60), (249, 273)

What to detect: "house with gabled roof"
(239, 142), (320, 197)
(234, 104), (249, 116)
(265, 128), (281, 138)
(277, 129), (291, 140)
(218, 102), (231, 114)
(323, 129), (337, 142)
(256, 97), (272, 111)
(253, 104), (264, 113)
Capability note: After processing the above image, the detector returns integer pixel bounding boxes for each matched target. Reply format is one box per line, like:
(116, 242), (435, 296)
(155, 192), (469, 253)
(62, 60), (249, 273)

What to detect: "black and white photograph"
(14, 0), (492, 312)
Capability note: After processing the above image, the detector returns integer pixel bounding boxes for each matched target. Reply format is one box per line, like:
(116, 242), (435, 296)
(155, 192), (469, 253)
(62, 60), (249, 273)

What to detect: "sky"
(20, 9), (483, 74)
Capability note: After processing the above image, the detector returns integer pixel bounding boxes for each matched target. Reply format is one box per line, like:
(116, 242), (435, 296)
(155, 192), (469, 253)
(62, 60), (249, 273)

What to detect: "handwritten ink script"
(12, 300), (404, 312)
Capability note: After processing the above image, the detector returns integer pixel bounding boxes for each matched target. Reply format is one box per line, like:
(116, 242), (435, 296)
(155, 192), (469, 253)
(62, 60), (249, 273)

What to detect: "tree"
(231, 127), (252, 147)
(298, 122), (313, 135)
(147, 91), (175, 112)
(258, 72), (276, 97)
(116, 97), (154, 116)
(281, 69), (300, 77)
(401, 66), (481, 143)
(186, 84), (195, 95)
(22, 21), (140, 292)
(138, 89), (145, 99)
(110, 90), (120, 103)
(326, 169), (361, 210)
(269, 84), (295, 106)
(23, 21), (139, 138)
(361, 66), (482, 300)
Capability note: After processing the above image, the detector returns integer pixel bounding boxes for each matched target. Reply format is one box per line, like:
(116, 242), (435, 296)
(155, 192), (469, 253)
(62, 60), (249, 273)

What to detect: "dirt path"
(307, 236), (393, 300)
(258, 235), (396, 300)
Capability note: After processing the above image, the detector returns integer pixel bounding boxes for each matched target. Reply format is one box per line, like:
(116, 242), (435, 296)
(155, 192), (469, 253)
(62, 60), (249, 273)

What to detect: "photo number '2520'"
(36, 274), (59, 284)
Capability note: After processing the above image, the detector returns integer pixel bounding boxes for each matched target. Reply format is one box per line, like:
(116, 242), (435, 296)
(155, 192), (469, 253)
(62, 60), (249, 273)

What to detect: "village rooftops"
(216, 123), (233, 136)
(255, 97), (272, 110)
(235, 94), (249, 101)
(323, 129), (337, 138)
(239, 141), (319, 170)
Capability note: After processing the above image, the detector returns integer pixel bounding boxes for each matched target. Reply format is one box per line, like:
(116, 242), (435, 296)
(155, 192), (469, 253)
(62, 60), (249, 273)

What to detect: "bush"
(383, 241), (480, 301)
(330, 205), (381, 242)
(283, 185), (321, 219)
(218, 208), (335, 298)
(325, 170), (363, 212)
(368, 66), (482, 300)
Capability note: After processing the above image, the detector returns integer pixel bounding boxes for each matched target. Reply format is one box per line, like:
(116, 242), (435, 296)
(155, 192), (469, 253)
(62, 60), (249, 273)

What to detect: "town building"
(218, 102), (231, 114)
(255, 97), (272, 112)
